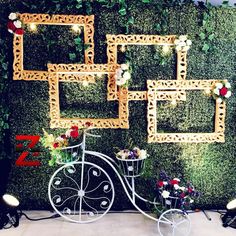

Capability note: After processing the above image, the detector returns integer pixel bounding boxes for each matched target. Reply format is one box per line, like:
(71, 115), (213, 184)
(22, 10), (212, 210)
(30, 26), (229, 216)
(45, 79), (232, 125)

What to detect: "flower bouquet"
(115, 147), (148, 177)
(41, 123), (92, 166)
(7, 13), (24, 35)
(156, 171), (200, 211)
(211, 81), (231, 104)
(115, 64), (131, 87)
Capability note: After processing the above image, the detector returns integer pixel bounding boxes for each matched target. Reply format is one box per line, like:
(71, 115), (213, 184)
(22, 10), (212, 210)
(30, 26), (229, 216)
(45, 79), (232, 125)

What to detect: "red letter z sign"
(15, 135), (41, 167)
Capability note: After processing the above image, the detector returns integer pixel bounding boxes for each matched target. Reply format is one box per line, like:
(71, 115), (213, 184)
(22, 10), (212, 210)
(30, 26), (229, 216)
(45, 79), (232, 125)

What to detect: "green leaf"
(128, 16), (134, 24)
(142, 0), (151, 3)
(69, 53), (76, 61)
(202, 43), (210, 52)
(199, 32), (205, 40)
(2, 63), (8, 70)
(208, 34), (214, 41)
(76, 3), (82, 9)
(74, 37), (82, 45)
(155, 24), (161, 31)
(118, 6), (127, 16)
(222, 1), (229, 7)
(202, 20), (207, 26)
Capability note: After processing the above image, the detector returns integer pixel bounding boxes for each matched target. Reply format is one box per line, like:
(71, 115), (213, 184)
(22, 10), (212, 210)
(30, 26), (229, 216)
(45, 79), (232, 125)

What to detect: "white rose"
(225, 82), (231, 88)
(185, 46), (190, 51)
(190, 199), (194, 204)
(56, 136), (64, 142)
(225, 91), (232, 98)
(216, 98), (223, 104)
(174, 184), (179, 190)
(179, 186), (186, 191)
(116, 76), (126, 86)
(215, 83), (223, 89)
(13, 20), (22, 29)
(162, 190), (170, 199)
(186, 40), (192, 46)
(139, 150), (147, 159)
(9, 13), (17, 20)
(173, 178), (180, 182)
(163, 181), (168, 185)
(116, 68), (122, 77)
(174, 39), (180, 45)
(213, 88), (220, 95)
(123, 71), (131, 80)
(8, 29), (13, 34)
(121, 64), (129, 70)
(178, 42), (186, 47)
(65, 129), (72, 138)
(175, 45), (181, 51)
(179, 35), (187, 41)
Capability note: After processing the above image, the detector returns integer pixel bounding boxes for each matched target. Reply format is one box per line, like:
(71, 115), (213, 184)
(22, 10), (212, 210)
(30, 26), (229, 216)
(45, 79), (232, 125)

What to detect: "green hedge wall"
(0, 0), (235, 210)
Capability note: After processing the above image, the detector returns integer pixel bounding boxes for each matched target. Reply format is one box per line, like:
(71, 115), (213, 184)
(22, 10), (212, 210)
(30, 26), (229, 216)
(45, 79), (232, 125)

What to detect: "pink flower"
(53, 142), (59, 148)
(15, 28), (24, 35)
(219, 87), (228, 96)
(7, 21), (16, 32)
(70, 130), (79, 139)
(157, 181), (164, 187)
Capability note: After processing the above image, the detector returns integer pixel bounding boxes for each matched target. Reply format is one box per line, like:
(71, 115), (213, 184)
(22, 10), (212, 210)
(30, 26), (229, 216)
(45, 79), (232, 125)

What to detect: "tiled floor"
(0, 210), (235, 236)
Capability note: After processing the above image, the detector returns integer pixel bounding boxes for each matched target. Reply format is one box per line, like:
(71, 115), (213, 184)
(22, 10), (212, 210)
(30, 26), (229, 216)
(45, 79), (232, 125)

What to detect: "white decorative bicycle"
(48, 129), (191, 236)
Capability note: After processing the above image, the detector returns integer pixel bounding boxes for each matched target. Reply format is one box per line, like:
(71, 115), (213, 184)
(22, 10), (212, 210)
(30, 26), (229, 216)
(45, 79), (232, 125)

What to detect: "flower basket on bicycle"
(41, 123), (92, 166)
(115, 147), (148, 177)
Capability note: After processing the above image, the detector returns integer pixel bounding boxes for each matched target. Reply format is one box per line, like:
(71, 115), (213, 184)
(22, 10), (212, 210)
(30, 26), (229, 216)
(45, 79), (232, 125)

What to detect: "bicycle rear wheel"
(157, 209), (191, 236)
(48, 161), (115, 223)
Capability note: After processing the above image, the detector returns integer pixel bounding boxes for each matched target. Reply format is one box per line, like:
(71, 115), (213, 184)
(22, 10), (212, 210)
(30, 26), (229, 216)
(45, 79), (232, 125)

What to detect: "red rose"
(180, 192), (185, 198)
(70, 130), (79, 139)
(61, 134), (66, 139)
(170, 180), (179, 185)
(7, 21), (16, 31)
(188, 188), (193, 193)
(157, 181), (164, 187)
(71, 125), (79, 131)
(53, 142), (59, 148)
(85, 121), (92, 127)
(15, 28), (24, 35)
(219, 87), (228, 96)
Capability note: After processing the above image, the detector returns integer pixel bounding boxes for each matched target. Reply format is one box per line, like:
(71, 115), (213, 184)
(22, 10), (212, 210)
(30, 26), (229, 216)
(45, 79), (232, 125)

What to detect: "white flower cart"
(48, 129), (191, 236)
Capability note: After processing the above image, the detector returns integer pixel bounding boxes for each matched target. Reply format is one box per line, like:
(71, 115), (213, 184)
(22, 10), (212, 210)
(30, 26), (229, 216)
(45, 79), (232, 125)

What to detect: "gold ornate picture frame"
(106, 34), (188, 101)
(147, 80), (226, 143)
(47, 64), (129, 129)
(13, 13), (95, 81)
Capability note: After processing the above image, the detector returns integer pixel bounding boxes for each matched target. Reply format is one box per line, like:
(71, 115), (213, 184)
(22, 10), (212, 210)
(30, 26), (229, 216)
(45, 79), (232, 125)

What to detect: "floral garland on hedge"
(7, 13), (24, 35)
(211, 81), (231, 104)
(115, 64), (131, 87)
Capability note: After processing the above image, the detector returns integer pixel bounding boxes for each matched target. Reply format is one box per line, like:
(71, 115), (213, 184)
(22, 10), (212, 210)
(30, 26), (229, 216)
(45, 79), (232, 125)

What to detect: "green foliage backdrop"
(0, 0), (235, 209)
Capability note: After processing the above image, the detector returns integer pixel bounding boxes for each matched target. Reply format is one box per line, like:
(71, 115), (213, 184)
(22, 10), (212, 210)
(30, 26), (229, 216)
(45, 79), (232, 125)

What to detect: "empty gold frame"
(13, 13), (95, 81)
(106, 34), (189, 101)
(48, 64), (129, 129)
(147, 80), (226, 143)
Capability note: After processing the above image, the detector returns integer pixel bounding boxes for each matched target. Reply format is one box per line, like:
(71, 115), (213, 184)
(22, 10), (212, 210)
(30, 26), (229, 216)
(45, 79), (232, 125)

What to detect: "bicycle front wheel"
(48, 161), (115, 223)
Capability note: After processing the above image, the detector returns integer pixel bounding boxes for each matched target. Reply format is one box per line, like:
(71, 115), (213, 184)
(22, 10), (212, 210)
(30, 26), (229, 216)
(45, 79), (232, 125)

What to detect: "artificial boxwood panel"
(0, 1), (235, 210)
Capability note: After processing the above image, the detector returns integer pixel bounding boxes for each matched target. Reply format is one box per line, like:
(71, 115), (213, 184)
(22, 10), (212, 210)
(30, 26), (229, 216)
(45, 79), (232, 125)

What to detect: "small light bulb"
(72, 25), (81, 34)
(120, 45), (126, 52)
(162, 45), (170, 55)
(171, 99), (177, 106)
(205, 89), (211, 95)
(29, 23), (37, 31)
(82, 81), (89, 87)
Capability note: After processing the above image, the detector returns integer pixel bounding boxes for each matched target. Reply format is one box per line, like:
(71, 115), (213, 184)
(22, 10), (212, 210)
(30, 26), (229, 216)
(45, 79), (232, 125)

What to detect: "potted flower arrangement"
(41, 122), (92, 166)
(156, 171), (200, 210)
(7, 13), (24, 35)
(115, 64), (131, 87)
(211, 81), (231, 104)
(115, 147), (148, 177)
